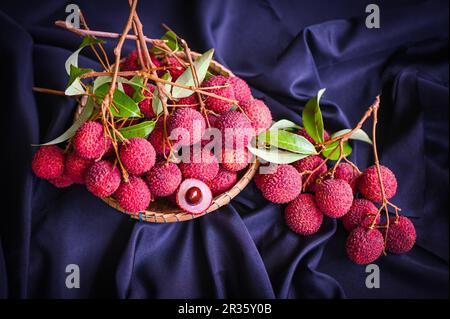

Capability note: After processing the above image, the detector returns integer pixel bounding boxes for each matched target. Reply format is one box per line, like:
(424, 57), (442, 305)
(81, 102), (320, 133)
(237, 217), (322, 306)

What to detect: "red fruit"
(259, 164), (302, 204)
(168, 108), (206, 147)
(221, 147), (250, 172)
(207, 168), (237, 196)
(285, 194), (323, 235)
(32, 145), (65, 179)
(65, 153), (93, 184)
(342, 199), (379, 232)
(138, 84), (156, 118)
(177, 94), (200, 110)
(334, 163), (360, 194)
(202, 75), (235, 114)
(164, 57), (185, 80)
(385, 216), (416, 254)
(358, 165), (398, 202)
(148, 120), (171, 156)
(176, 179), (213, 214)
(121, 50), (139, 71)
(229, 76), (252, 105)
(241, 99), (272, 135)
(85, 161), (121, 197)
(49, 173), (73, 188)
(292, 155), (327, 192)
(73, 121), (110, 160)
(178, 149), (219, 182)
(315, 179), (353, 218)
(120, 138), (156, 175)
(145, 161), (182, 197)
(215, 111), (255, 149)
(115, 176), (151, 213)
(346, 227), (384, 264)
(253, 164), (278, 189)
(298, 128), (329, 144)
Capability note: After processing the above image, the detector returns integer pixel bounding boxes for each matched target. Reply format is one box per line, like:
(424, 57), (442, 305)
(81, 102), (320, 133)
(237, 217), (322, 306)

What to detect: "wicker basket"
(75, 52), (259, 222)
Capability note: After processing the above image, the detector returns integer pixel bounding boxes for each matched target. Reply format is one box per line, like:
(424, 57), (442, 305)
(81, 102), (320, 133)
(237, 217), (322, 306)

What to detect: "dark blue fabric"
(0, 0), (448, 298)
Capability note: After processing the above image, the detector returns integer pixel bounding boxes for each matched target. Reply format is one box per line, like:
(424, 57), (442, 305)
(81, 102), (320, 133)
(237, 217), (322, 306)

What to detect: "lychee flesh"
(202, 75), (235, 114)
(229, 76), (252, 105)
(176, 178), (212, 215)
(145, 161), (182, 197)
(241, 99), (272, 135)
(385, 216), (416, 254)
(120, 137), (156, 175)
(292, 155), (327, 192)
(215, 111), (255, 149)
(334, 163), (360, 194)
(85, 160), (121, 197)
(221, 147), (250, 172)
(73, 121), (110, 160)
(315, 179), (353, 218)
(342, 199), (379, 232)
(65, 153), (93, 184)
(32, 145), (65, 179)
(285, 194), (323, 235)
(168, 108), (206, 147)
(207, 168), (237, 196)
(259, 164), (302, 204)
(178, 150), (219, 182)
(358, 165), (397, 202)
(346, 227), (384, 265)
(298, 128), (329, 144)
(148, 120), (171, 156)
(115, 176), (151, 213)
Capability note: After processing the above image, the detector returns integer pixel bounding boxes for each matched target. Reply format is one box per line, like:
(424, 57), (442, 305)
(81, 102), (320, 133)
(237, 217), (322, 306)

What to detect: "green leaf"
(34, 96), (95, 146)
(247, 145), (310, 164)
(93, 76), (112, 92)
(118, 121), (156, 139)
(67, 65), (92, 87)
(152, 72), (172, 116)
(270, 119), (301, 131)
(95, 83), (142, 118)
(171, 48), (214, 98)
(302, 88), (326, 144)
(260, 129), (317, 155)
(152, 31), (180, 54)
(321, 140), (352, 160)
(79, 36), (105, 48)
(330, 128), (372, 145)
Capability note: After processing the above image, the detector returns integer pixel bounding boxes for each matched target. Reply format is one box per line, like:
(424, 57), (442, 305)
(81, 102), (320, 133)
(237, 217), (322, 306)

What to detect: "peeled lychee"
(148, 120), (171, 156)
(176, 178), (213, 215)
(138, 84), (156, 118)
(229, 76), (252, 105)
(202, 75), (235, 114)
(346, 227), (384, 265)
(207, 168), (237, 196)
(221, 147), (250, 172)
(259, 164), (302, 204)
(298, 128), (329, 144)
(293, 155), (327, 192)
(334, 163), (360, 194)
(241, 99), (272, 135)
(32, 145), (65, 179)
(85, 160), (121, 197)
(120, 137), (156, 175)
(385, 216), (416, 254)
(178, 149), (219, 182)
(65, 153), (93, 184)
(358, 165), (397, 202)
(315, 179), (353, 218)
(342, 199), (380, 232)
(145, 161), (182, 197)
(285, 194), (323, 235)
(168, 108), (206, 147)
(115, 176), (151, 213)
(73, 121), (110, 160)
(215, 111), (255, 149)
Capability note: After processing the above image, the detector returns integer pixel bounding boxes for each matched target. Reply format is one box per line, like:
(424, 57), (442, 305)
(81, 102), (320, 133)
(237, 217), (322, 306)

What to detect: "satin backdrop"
(0, 0), (448, 298)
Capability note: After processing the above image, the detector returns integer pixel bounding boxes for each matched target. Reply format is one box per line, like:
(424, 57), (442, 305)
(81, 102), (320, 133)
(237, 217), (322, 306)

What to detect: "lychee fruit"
(31, 145), (65, 179)
(176, 178), (213, 215)
(115, 176), (151, 213)
(241, 99), (272, 135)
(292, 155), (327, 192)
(346, 226), (384, 265)
(334, 163), (360, 193)
(253, 164), (278, 190)
(121, 50), (139, 71)
(168, 108), (206, 147)
(49, 173), (73, 188)
(229, 76), (252, 105)
(298, 128), (329, 144)
(164, 56), (185, 80)
(342, 199), (380, 232)
(177, 94), (200, 110)
(221, 147), (250, 172)
(385, 216), (416, 254)
(119, 137), (156, 175)
(145, 161), (182, 197)
(285, 194), (323, 235)
(357, 165), (398, 202)
(259, 164), (302, 204)
(65, 153), (93, 184)
(178, 149), (219, 182)
(207, 168), (237, 196)
(148, 120), (171, 156)
(73, 121), (111, 160)
(215, 111), (255, 148)
(85, 160), (121, 197)
(202, 75), (235, 114)
(315, 179), (353, 218)
(137, 83), (156, 118)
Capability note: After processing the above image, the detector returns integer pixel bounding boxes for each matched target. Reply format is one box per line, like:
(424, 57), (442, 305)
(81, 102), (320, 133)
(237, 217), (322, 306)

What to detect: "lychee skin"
(177, 94), (200, 110)
(32, 145), (65, 179)
(358, 165), (397, 202)
(85, 161), (121, 197)
(179, 150), (219, 182)
(346, 227), (384, 265)
(176, 178), (213, 215)
(148, 120), (171, 156)
(259, 164), (302, 204)
(164, 57), (185, 81)
(334, 163), (360, 194)
(241, 99), (272, 135)
(215, 111), (255, 149)
(120, 137), (156, 175)
(73, 121), (111, 160)
(229, 76), (252, 105)
(254, 165), (278, 190)
(298, 128), (329, 144)
(49, 173), (73, 188)
(207, 168), (237, 196)
(292, 155), (327, 192)
(115, 176), (151, 213)
(285, 194), (323, 235)
(342, 199), (379, 232)
(221, 147), (250, 172)
(385, 216), (416, 254)
(315, 179), (353, 218)
(138, 84), (156, 118)
(121, 50), (139, 71)
(65, 153), (93, 184)
(145, 161), (182, 197)
(202, 75), (235, 114)
(168, 108), (206, 147)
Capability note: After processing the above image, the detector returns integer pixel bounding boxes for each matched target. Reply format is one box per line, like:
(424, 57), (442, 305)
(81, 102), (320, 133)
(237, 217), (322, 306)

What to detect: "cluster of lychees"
(254, 129), (416, 265)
